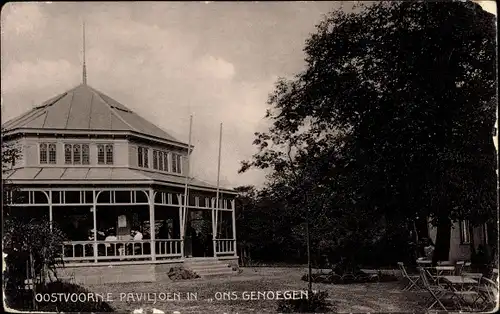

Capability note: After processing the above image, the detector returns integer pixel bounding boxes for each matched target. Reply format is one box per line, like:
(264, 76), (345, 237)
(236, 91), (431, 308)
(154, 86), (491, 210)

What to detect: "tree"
(2, 129), (66, 310)
(241, 0), (496, 271)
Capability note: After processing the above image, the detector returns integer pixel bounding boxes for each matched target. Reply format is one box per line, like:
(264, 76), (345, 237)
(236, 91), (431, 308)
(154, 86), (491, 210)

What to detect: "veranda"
(7, 185), (237, 266)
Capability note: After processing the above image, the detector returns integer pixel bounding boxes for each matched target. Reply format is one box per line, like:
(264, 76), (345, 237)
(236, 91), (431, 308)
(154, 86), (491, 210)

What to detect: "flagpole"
(213, 123), (223, 256)
(182, 115), (193, 255)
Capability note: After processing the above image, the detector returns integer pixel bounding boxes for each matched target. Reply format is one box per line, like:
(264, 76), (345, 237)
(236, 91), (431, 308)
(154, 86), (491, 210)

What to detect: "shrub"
(276, 290), (331, 313)
(3, 217), (66, 310)
(167, 267), (200, 280)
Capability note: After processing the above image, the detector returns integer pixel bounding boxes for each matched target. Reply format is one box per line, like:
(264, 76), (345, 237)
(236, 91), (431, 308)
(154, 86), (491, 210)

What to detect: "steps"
(184, 258), (238, 278)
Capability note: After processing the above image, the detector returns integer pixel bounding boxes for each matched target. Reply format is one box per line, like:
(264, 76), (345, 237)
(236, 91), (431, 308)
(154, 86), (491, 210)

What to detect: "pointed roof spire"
(82, 20), (87, 85)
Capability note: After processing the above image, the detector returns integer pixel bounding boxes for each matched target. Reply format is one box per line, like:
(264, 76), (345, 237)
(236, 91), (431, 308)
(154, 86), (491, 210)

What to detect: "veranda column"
(149, 189), (156, 261)
(48, 190), (53, 231)
(231, 199), (237, 257)
(92, 190), (97, 263)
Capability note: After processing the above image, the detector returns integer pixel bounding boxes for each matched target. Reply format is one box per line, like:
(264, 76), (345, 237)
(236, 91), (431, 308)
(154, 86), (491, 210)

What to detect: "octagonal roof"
(2, 84), (185, 146)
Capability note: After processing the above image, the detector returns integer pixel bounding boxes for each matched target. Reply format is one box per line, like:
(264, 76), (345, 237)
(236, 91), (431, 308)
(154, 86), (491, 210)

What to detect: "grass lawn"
(86, 267), (427, 313)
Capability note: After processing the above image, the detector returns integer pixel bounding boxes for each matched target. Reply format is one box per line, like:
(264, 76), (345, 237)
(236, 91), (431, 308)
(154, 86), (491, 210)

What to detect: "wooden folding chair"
(419, 267), (450, 311)
(476, 277), (499, 311)
(398, 262), (421, 291)
(454, 261), (464, 276)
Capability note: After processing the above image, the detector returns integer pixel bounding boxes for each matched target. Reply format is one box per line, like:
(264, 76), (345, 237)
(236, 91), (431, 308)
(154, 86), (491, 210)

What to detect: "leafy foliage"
(240, 1), (496, 268)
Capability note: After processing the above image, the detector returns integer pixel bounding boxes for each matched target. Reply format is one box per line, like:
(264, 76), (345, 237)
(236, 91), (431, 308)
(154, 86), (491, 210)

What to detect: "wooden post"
(48, 190), (53, 231)
(212, 198), (217, 257)
(214, 123), (223, 258)
(231, 199), (237, 257)
(92, 190), (97, 263)
(149, 189), (156, 261)
(178, 194), (184, 258)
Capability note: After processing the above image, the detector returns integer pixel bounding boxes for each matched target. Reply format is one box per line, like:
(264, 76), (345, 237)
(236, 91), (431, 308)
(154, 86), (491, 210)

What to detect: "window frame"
(459, 220), (471, 244)
(39, 143), (48, 164)
(105, 144), (114, 165)
(82, 144), (90, 165)
(153, 150), (158, 170)
(97, 144), (105, 165)
(48, 143), (57, 164)
(64, 144), (72, 164)
(158, 151), (164, 171)
(138, 146), (149, 168)
(73, 144), (82, 165)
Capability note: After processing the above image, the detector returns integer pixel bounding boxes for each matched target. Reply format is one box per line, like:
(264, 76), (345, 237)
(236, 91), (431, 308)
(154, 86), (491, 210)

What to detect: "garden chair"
(397, 262), (421, 291)
(463, 261), (471, 272)
(454, 261), (464, 276)
(476, 277), (499, 311)
(419, 267), (449, 311)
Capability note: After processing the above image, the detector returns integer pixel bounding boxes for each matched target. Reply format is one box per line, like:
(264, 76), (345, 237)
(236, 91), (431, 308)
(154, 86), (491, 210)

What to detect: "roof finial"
(82, 20), (87, 85)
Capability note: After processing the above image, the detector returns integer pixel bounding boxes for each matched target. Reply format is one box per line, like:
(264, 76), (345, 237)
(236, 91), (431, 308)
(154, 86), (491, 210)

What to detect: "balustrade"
(61, 239), (182, 263)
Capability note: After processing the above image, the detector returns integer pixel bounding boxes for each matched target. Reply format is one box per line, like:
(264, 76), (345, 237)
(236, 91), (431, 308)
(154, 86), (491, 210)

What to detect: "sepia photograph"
(1, 1), (498, 313)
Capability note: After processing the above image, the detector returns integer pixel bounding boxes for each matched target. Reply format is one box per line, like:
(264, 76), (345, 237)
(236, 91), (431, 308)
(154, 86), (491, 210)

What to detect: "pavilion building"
(2, 81), (239, 283)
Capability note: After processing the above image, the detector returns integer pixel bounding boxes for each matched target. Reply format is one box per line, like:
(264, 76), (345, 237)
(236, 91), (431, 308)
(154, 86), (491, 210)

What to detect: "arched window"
(64, 144), (72, 164)
(73, 144), (81, 164)
(48, 144), (57, 164)
(39, 143), (48, 164)
(82, 144), (90, 165)
(97, 144), (105, 164)
(105, 144), (113, 164)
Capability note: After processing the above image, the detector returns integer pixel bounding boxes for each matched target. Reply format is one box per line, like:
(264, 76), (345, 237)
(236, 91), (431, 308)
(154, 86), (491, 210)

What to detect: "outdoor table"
(434, 266), (455, 284)
(437, 261), (454, 266)
(417, 259), (432, 265)
(442, 276), (477, 286)
(441, 276), (479, 310)
(463, 272), (483, 279)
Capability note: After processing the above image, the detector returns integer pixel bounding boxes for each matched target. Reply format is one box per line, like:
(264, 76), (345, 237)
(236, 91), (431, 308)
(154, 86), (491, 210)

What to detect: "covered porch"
(6, 186), (237, 266)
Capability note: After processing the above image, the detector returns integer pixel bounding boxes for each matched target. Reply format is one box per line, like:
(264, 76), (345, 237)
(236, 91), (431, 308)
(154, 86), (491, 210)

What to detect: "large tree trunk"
(432, 218), (451, 264)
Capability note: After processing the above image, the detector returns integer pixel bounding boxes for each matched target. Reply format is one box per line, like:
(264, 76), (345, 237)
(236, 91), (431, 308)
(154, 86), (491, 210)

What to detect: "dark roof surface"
(4, 167), (235, 193)
(2, 84), (184, 144)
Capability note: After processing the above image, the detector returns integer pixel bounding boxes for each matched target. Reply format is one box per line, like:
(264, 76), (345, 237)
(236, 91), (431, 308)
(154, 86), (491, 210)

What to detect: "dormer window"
(98, 144), (113, 165)
(40, 143), (56, 164)
(65, 143), (90, 165)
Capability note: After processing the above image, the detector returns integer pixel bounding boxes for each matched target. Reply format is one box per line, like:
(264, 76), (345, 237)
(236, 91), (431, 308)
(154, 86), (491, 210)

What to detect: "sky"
(1, 1), (496, 189)
(0, 1), (349, 188)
